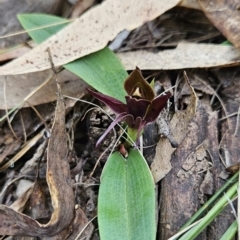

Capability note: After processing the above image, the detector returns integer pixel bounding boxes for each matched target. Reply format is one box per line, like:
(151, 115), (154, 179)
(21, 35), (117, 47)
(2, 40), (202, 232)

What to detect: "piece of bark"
(158, 96), (231, 240)
(159, 95), (235, 239)
(159, 99), (210, 239)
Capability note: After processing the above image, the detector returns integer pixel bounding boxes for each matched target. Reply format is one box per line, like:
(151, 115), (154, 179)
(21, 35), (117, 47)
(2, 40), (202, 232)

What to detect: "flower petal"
(87, 88), (128, 114)
(124, 67), (155, 100)
(144, 93), (171, 123)
(96, 112), (129, 146)
(126, 96), (150, 119)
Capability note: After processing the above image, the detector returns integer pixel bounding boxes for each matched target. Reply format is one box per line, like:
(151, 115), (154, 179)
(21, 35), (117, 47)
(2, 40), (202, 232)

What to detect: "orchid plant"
(87, 67), (171, 152)
(18, 14), (171, 240)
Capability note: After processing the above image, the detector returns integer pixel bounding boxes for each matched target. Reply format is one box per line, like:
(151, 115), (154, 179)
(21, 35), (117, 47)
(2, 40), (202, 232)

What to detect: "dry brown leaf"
(0, 0), (181, 75)
(117, 43), (240, 70)
(199, 0), (240, 50)
(178, 0), (201, 9)
(0, 69), (88, 109)
(151, 75), (197, 182)
(0, 92), (75, 236)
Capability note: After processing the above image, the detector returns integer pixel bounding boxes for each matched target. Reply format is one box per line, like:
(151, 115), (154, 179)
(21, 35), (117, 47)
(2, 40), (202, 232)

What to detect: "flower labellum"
(87, 67), (171, 147)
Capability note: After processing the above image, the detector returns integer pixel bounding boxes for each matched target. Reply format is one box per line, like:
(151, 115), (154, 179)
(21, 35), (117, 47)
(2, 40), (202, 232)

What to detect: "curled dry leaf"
(0, 0), (181, 75)
(0, 93), (75, 236)
(117, 43), (240, 70)
(199, 0), (240, 50)
(151, 74), (197, 183)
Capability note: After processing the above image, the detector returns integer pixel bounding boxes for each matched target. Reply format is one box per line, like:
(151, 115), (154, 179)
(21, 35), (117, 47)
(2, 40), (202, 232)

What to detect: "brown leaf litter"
(0, 91), (93, 238)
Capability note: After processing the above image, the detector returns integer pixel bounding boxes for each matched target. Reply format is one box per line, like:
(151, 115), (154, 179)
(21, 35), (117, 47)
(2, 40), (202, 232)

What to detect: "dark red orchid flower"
(87, 67), (171, 146)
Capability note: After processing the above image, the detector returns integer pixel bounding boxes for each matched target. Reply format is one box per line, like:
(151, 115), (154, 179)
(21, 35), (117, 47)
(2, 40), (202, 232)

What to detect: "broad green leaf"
(18, 14), (127, 103)
(98, 149), (156, 240)
(64, 48), (128, 103)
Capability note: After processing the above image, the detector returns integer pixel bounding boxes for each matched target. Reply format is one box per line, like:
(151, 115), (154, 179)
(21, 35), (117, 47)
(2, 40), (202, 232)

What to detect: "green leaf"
(98, 149), (156, 240)
(64, 49), (128, 103)
(18, 14), (69, 44)
(17, 14), (127, 102)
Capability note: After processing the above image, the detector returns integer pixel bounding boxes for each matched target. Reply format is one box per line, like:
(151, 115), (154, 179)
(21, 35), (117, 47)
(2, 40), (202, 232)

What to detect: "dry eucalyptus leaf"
(0, 0), (181, 75)
(117, 43), (240, 70)
(0, 70), (88, 109)
(199, 0), (240, 50)
(0, 93), (75, 236)
(151, 76), (197, 182)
